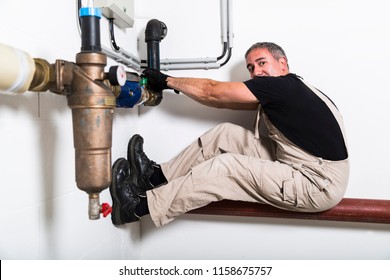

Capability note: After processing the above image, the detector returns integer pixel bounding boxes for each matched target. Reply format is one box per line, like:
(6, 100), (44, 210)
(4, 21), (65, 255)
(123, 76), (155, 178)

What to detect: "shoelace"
(123, 180), (136, 198)
(139, 151), (157, 181)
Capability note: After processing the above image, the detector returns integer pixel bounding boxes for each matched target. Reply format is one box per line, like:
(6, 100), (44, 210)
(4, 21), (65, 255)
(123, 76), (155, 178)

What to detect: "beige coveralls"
(147, 79), (350, 227)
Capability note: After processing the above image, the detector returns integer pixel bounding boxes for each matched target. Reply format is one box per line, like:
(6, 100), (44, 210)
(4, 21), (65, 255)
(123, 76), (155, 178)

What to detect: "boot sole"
(109, 158), (126, 226)
(127, 135), (146, 198)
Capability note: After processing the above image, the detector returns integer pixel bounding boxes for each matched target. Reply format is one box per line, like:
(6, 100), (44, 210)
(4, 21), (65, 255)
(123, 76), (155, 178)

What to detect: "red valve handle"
(101, 203), (112, 217)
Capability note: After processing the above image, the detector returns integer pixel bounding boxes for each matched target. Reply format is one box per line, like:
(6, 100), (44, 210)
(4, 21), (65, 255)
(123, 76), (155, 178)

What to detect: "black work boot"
(127, 134), (167, 197)
(109, 157), (141, 226)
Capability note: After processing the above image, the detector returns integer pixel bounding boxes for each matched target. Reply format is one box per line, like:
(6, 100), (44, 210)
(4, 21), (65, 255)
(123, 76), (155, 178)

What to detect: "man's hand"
(142, 68), (170, 92)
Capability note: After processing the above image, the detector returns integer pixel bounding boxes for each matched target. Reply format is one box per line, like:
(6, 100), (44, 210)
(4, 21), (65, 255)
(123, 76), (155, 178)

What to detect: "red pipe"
(189, 198), (390, 224)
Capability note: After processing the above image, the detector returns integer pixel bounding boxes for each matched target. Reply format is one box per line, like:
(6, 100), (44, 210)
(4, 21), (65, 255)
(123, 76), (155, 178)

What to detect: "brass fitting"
(65, 52), (115, 219)
(29, 58), (56, 92)
(27, 52), (116, 219)
(26, 51), (163, 219)
(142, 87), (161, 106)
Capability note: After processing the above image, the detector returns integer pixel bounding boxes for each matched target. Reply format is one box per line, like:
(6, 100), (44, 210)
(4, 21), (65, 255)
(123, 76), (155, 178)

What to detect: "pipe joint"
(76, 52), (106, 81)
(115, 74), (163, 108)
(88, 193), (101, 220)
(28, 58), (55, 92)
(66, 53), (114, 197)
(145, 19), (167, 42)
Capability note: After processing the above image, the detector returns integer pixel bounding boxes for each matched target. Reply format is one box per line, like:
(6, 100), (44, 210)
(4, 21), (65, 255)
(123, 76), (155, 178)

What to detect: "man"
(110, 42), (349, 227)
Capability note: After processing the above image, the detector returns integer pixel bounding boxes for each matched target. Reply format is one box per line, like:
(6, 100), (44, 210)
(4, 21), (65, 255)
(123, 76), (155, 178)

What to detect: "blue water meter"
(116, 77), (147, 108)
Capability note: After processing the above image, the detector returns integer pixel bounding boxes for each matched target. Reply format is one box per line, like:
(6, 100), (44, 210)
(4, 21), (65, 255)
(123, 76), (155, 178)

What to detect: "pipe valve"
(113, 72), (162, 108)
(88, 194), (112, 220)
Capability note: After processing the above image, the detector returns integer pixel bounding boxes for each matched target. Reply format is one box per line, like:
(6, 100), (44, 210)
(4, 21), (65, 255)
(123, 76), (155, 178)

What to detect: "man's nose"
(253, 66), (263, 77)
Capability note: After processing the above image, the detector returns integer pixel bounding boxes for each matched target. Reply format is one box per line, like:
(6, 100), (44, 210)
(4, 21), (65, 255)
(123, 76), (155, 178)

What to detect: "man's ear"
(279, 57), (288, 73)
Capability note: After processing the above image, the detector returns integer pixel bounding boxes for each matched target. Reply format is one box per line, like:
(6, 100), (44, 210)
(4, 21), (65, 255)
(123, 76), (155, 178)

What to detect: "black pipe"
(109, 18), (120, 51)
(80, 8), (102, 52)
(145, 19), (167, 105)
(146, 40), (161, 71)
(145, 19), (167, 70)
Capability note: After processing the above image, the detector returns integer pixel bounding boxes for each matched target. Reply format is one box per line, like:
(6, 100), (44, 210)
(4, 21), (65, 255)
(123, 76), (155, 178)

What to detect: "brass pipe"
(29, 58), (56, 92)
(67, 52), (115, 220)
(1, 7), (120, 220)
(1, 9), (163, 220)
(1, 43), (161, 220)
(26, 53), (114, 220)
(25, 52), (114, 220)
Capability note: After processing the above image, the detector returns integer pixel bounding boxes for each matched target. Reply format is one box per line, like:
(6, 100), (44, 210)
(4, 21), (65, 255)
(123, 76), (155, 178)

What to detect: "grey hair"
(245, 42), (289, 69)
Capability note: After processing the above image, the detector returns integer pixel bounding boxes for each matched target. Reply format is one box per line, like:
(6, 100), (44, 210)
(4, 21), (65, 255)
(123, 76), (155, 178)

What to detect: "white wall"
(0, 0), (389, 260)
(136, 0), (390, 259)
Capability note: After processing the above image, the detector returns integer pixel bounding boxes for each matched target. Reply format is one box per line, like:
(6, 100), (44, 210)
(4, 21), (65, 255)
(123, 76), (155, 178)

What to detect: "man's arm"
(166, 76), (259, 110)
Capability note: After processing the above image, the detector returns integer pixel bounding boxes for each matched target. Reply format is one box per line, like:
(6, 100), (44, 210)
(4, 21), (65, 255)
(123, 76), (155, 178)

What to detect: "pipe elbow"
(145, 19), (167, 42)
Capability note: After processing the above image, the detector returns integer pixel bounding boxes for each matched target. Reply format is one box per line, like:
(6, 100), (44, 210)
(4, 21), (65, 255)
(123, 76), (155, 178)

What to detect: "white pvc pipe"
(158, 0), (231, 71)
(161, 57), (218, 64)
(101, 45), (141, 71)
(227, 0), (234, 48)
(99, 0), (232, 71)
(0, 43), (36, 94)
(220, 0), (228, 43)
(160, 63), (220, 71)
(118, 47), (141, 64)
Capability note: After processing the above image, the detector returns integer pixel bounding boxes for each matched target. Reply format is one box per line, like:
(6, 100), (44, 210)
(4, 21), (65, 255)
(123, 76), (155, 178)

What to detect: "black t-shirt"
(244, 73), (348, 161)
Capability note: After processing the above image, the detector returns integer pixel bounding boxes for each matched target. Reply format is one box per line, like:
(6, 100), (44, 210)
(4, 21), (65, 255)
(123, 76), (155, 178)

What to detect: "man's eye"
(258, 61), (265, 66)
(247, 66), (254, 72)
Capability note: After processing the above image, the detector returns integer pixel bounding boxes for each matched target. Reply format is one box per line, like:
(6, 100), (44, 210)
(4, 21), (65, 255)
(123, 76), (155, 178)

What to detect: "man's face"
(246, 48), (289, 78)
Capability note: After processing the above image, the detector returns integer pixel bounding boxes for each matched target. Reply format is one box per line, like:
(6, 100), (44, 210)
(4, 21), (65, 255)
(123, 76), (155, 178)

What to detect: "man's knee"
(200, 123), (238, 146)
(211, 122), (239, 134)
